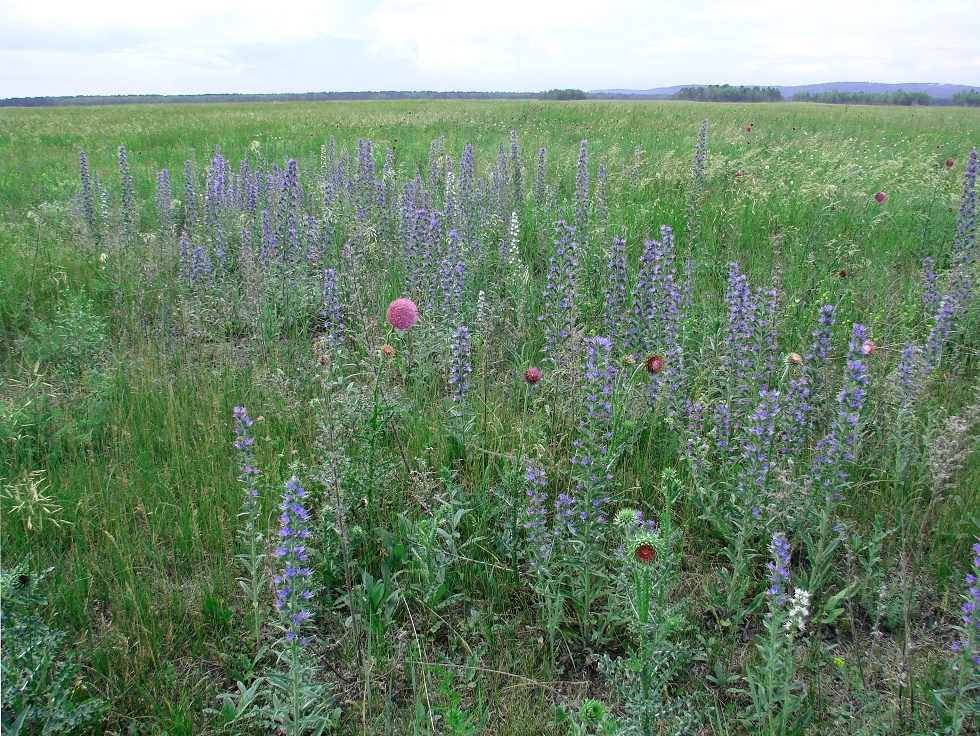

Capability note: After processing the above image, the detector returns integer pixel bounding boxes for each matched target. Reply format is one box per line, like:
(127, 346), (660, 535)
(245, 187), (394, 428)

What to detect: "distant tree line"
(674, 85), (783, 102)
(952, 89), (980, 107)
(538, 89), (588, 100)
(792, 89), (931, 106)
(0, 91), (540, 107)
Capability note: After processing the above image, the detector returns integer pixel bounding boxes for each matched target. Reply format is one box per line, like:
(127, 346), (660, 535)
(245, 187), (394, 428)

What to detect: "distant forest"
(0, 90), (540, 107)
(2, 87), (978, 107)
(674, 85), (783, 102)
(792, 89), (932, 106)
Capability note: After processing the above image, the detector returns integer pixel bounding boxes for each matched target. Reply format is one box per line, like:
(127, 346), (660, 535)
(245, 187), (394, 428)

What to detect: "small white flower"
(785, 588), (811, 635)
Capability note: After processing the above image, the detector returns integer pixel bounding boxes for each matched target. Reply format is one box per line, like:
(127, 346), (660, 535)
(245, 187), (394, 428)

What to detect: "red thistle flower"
(946, 159), (955, 167)
(524, 366), (541, 384)
(838, 269), (847, 278)
(645, 355), (664, 374)
(635, 544), (655, 564)
(874, 192), (886, 203)
(735, 171), (743, 178)
(745, 126), (752, 132)
(381, 345), (394, 356)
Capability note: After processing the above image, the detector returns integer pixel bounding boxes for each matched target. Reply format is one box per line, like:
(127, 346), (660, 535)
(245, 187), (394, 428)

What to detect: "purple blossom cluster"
(274, 476), (314, 644)
(533, 148), (547, 213)
(155, 169), (171, 235)
(739, 388), (782, 493)
(522, 465), (551, 571)
(712, 263), (778, 459)
(570, 337), (616, 535)
(232, 407), (259, 504)
(118, 145), (137, 234)
(522, 464), (582, 574)
(767, 532), (791, 606)
(78, 151), (97, 237)
(603, 237), (628, 340)
(684, 118), (708, 247)
(812, 323), (869, 491)
(952, 541), (980, 663)
(540, 221), (578, 362)
(628, 226), (688, 419)
(574, 140), (590, 241)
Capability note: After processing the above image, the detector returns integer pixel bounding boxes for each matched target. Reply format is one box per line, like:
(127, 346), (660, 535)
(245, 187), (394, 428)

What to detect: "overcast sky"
(1, 0), (977, 97)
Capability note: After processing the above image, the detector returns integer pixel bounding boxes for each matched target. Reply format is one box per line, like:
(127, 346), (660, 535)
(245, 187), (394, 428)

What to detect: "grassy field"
(1, 100), (979, 735)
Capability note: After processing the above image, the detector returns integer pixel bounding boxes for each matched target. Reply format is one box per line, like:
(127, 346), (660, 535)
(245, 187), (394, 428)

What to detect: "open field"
(1, 100), (979, 735)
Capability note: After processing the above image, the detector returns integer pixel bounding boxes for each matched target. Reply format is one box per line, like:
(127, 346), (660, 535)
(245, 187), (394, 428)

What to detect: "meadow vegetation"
(1, 100), (979, 734)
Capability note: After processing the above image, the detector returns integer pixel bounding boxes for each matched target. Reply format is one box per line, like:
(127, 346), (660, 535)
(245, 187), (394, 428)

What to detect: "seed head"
(645, 355), (664, 374)
(838, 269), (847, 278)
(381, 345), (394, 357)
(788, 352), (803, 364)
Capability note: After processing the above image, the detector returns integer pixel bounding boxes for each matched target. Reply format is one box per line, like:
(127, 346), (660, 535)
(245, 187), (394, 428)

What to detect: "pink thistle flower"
(524, 366), (541, 384)
(946, 158), (955, 167)
(385, 298), (418, 330)
(745, 126), (752, 133)
(381, 345), (393, 356)
(874, 192), (886, 203)
(735, 171), (743, 178)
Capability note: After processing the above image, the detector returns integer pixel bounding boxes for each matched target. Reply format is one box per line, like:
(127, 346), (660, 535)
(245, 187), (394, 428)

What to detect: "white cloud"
(0, 0), (976, 96)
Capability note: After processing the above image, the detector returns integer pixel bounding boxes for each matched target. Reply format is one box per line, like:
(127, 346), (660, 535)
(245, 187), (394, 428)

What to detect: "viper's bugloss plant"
(233, 405), (267, 651)
(934, 540), (980, 735)
(741, 533), (811, 736)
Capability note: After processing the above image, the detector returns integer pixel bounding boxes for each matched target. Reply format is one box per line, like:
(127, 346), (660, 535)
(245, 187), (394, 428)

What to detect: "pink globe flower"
(524, 367), (541, 384)
(386, 298), (418, 330)
(874, 192), (887, 203)
(735, 171), (743, 178)
(946, 158), (955, 167)
(745, 126), (752, 132)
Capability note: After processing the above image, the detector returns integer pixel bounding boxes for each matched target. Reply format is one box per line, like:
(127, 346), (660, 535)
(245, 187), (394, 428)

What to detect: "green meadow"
(1, 100), (979, 735)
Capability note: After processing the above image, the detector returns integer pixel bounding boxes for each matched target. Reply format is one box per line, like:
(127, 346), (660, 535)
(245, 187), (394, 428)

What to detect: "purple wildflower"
(540, 221), (577, 363)
(273, 476), (314, 647)
(767, 532), (791, 606)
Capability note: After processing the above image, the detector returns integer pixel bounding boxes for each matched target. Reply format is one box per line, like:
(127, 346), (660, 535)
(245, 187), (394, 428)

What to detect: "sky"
(1, 0), (977, 97)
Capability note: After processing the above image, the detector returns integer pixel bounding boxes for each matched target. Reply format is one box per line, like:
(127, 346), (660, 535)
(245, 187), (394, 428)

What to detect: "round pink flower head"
(386, 298), (418, 331)
(946, 158), (955, 167)
(874, 191), (887, 203)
